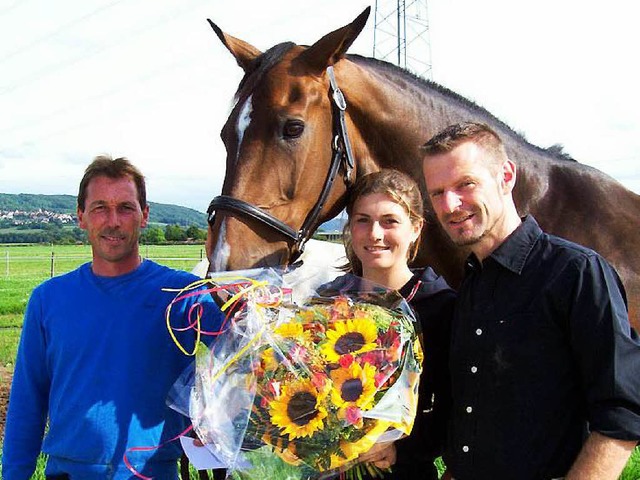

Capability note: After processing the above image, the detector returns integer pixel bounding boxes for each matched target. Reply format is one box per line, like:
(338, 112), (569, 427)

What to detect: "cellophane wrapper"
(173, 267), (423, 480)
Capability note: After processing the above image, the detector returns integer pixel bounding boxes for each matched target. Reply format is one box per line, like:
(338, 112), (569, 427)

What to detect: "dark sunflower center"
(334, 332), (366, 355)
(287, 391), (319, 426)
(341, 378), (364, 402)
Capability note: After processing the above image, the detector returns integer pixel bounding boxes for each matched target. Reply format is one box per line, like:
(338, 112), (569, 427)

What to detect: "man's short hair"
(421, 122), (508, 170)
(77, 155), (147, 211)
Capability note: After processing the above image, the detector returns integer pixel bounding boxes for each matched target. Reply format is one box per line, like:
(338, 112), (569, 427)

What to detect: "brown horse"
(204, 7), (640, 331)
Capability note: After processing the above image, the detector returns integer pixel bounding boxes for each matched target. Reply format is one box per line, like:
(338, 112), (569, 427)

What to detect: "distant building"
(0, 209), (76, 225)
(313, 231), (343, 243)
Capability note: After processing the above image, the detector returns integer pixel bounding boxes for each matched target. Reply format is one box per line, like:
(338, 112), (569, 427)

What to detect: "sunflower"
(261, 347), (280, 371)
(330, 361), (378, 411)
(274, 321), (310, 342)
(269, 378), (328, 439)
(320, 318), (378, 362)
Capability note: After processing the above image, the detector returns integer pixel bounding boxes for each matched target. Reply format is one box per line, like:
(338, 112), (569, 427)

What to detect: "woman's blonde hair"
(342, 169), (424, 275)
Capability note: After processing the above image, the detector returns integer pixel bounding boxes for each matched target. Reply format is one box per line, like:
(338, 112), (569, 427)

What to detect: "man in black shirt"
(421, 122), (640, 479)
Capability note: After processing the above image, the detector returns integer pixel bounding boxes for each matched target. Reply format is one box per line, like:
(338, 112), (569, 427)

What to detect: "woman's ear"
(411, 217), (424, 242)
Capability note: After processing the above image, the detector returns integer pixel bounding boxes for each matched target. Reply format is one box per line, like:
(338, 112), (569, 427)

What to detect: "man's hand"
(357, 442), (397, 470)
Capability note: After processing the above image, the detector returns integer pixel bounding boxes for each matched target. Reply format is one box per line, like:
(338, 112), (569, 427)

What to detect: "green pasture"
(1, 244), (639, 479)
(0, 243), (206, 369)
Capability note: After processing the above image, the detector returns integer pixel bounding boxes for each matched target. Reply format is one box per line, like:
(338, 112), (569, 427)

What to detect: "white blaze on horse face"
(211, 219), (231, 272)
(235, 95), (253, 164)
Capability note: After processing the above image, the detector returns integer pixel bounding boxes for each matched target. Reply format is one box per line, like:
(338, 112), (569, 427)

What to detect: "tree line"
(0, 222), (207, 245)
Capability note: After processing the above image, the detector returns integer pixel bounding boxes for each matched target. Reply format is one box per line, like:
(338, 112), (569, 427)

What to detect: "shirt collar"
(488, 215), (543, 275)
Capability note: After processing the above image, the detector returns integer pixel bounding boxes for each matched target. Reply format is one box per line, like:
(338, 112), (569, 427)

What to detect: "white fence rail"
(2, 251), (205, 279)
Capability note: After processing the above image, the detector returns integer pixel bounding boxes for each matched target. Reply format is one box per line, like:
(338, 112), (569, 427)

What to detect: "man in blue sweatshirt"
(3, 156), (222, 479)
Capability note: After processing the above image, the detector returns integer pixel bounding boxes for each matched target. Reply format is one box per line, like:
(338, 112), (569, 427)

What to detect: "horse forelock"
(229, 42), (296, 154)
(346, 54), (576, 163)
(226, 42), (296, 172)
(235, 42), (297, 102)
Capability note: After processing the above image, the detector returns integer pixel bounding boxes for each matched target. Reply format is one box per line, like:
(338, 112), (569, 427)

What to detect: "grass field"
(1, 243), (639, 478)
(0, 243), (206, 367)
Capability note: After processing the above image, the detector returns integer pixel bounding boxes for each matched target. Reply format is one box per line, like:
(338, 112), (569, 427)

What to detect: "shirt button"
(470, 366), (478, 373)
(462, 445), (470, 453)
(466, 406), (473, 413)
(475, 328), (483, 335)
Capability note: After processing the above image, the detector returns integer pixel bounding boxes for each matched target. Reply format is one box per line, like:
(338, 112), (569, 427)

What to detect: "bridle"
(207, 66), (355, 262)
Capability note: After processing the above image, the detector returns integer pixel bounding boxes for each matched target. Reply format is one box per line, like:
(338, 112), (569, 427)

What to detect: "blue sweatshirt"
(3, 260), (223, 480)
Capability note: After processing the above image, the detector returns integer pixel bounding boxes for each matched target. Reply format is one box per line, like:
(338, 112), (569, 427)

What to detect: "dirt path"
(0, 366), (11, 442)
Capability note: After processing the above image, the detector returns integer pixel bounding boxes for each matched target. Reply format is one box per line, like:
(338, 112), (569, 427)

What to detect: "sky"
(1, 0), (638, 213)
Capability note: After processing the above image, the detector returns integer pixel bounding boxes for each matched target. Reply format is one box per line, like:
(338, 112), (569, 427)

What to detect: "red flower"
(344, 406), (362, 426)
(311, 372), (329, 390)
(268, 380), (281, 397)
(305, 321), (326, 339)
(289, 344), (309, 364)
(386, 337), (402, 362)
(339, 354), (354, 368)
(331, 297), (352, 320)
(359, 350), (384, 366)
(374, 372), (388, 388)
(378, 326), (400, 347)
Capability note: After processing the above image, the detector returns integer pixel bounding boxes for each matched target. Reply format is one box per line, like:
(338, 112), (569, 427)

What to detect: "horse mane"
(347, 54), (576, 162)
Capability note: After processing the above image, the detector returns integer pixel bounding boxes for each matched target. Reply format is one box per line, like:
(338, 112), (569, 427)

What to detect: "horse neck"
(340, 59), (468, 167)
(340, 58), (559, 200)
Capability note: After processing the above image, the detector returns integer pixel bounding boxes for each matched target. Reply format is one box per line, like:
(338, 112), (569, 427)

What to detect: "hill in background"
(0, 193), (346, 232)
(0, 193), (207, 228)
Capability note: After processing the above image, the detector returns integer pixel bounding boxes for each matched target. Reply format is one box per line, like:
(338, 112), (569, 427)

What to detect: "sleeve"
(567, 254), (640, 441)
(421, 290), (456, 456)
(2, 287), (50, 480)
(395, 288), (456, 469)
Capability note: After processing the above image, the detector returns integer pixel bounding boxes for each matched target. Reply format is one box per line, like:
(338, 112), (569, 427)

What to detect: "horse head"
(206, 8), (372, 272)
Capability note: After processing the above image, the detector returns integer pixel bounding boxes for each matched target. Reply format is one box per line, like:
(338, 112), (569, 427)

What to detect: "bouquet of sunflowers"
(168, 268), (423, 480)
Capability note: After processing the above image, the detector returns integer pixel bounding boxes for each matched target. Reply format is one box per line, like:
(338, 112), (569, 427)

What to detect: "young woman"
(332, 169), (456, 479)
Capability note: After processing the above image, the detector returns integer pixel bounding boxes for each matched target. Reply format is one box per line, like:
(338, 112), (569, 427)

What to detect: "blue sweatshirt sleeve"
(2, 287), (50, 480)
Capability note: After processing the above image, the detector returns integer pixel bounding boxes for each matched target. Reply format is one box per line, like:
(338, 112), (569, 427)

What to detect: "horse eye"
(282, 120), (304, 139)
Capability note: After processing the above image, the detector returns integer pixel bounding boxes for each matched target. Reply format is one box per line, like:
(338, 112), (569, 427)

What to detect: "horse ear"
(207, 19), (262, 72)
(298, 7), (371, 73)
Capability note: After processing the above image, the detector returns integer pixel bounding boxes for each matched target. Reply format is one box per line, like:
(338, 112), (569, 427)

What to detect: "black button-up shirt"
(445, 215), (640, 480)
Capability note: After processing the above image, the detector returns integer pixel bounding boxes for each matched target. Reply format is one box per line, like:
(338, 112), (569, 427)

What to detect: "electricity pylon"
(373, 0), (433, 79)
